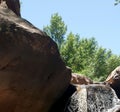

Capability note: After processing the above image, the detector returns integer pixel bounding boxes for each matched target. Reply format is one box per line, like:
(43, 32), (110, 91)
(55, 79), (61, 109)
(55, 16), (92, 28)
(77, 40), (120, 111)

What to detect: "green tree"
(78, 38), (98, 79)
(43, 13), (120, 82)
(78, 38), (97, 67)
(60, 32), (79, 72)
(115, 0), (120, 5)
(61, 34), (98, 73)
(43, 13), (67, 50)
(93, 48), (109, 81)
(106, 55), (120, 75)
(61, 34), (120, 81)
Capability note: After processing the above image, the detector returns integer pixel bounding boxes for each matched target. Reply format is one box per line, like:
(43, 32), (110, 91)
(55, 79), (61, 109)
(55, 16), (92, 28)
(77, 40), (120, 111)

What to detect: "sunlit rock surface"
(0, 1), (71, 112)
(71, 73), (93, 85)
(0, 0), (21, 16)
(65, 84), (120, 112)
(106, 66), (120, 99)
(1, 1), (120, 112)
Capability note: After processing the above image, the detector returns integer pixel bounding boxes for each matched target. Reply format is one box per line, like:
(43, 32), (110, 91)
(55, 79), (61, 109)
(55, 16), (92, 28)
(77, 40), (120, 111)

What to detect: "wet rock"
(108, 105), (120, 112)
(0, 2), (71, 112)
(64, 84), (120, 112)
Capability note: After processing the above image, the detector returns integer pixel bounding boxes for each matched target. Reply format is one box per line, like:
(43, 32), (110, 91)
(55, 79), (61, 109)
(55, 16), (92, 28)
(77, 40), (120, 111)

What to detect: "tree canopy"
(43, 13), (120, 81)
(43, 13), (67, 50)
(114, 0), (120, 5)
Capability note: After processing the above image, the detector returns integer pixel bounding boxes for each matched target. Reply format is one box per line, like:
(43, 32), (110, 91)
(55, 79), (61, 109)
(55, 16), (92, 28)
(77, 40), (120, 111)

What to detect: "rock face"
(71, 73), (93, 85)
(0, 0), (21, 17)
(0, 2), (71, 112)
(49, 84), (76, 112)
(106, 66), (120, 99)
(64, 84), (120, 112)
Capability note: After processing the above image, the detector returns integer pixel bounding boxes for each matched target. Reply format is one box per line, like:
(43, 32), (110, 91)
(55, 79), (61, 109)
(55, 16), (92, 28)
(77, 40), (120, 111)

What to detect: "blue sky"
(21, 0), (120, 55)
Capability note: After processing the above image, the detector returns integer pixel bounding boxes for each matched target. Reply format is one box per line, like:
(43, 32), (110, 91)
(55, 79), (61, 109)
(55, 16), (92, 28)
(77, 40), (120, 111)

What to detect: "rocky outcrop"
(0, 0), (21, 17)
(49, 67), (120, 112)
(64, 84), (120, 112)
(1, 0), (120, 112)
(0, 2), (71, 112)
(63, 66), (120, 112)
(106, 66), (120, 99)
(71, 73), (93, 85)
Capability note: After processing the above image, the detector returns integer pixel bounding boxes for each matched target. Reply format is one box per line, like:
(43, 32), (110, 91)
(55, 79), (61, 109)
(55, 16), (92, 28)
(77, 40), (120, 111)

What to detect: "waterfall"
(64, 84), (120, 112)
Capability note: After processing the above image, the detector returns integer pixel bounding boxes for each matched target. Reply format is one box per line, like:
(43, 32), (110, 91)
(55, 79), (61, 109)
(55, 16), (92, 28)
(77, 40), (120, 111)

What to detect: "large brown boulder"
(49, 84), (76, 112)
(0, 2), (71, 112)
(106, 66), (120, 99)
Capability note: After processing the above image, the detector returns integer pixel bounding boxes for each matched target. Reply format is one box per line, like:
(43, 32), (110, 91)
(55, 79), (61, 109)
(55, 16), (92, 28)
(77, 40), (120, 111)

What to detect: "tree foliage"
(61, 33), (120, 81)
(43, 13), (120, 82)
(43, 13), (67, 50)
(114, 0), (120, 5)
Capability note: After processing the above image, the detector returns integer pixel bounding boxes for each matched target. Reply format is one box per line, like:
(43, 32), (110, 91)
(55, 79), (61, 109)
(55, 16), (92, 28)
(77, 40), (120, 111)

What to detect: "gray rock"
(65, 84), (120, 112)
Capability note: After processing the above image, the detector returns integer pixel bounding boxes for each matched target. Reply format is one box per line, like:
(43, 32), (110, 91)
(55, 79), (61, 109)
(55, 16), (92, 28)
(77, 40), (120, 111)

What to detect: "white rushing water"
(65, 84), (120, 112)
